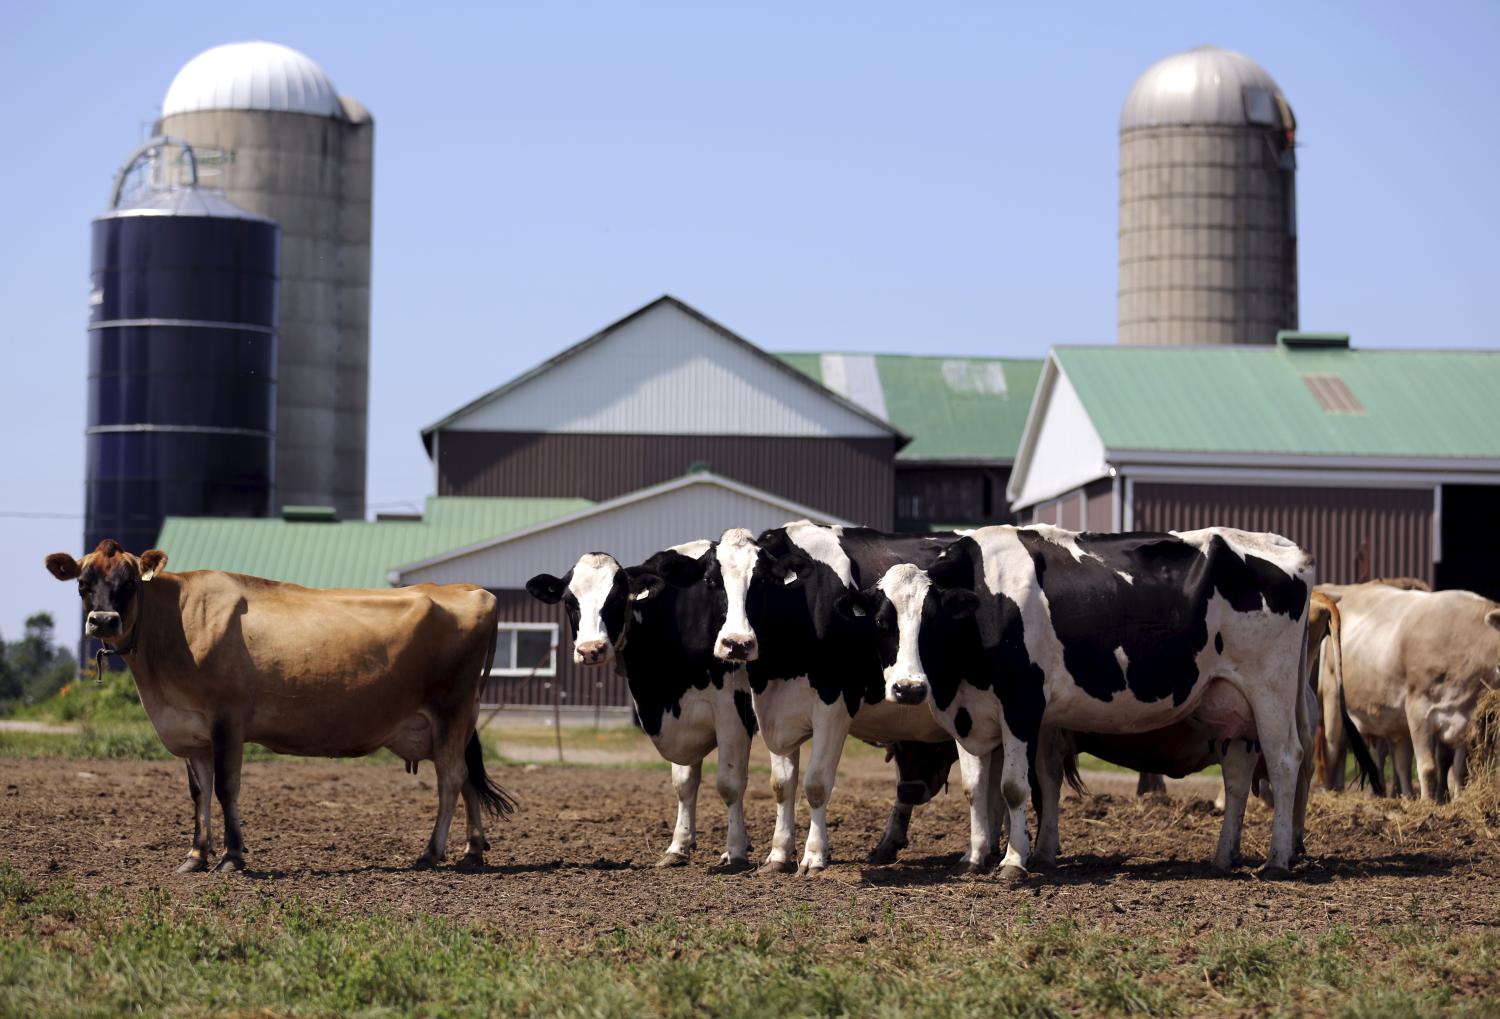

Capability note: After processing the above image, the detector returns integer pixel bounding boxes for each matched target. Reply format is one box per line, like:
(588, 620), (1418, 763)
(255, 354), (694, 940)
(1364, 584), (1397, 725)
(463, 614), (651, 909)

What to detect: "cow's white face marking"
(569, 553), (621, 664)
(1114, 645), (1130, 672)
(785, 520), (853, 588)
(878, 564), (932, 704)
(715, 528), (762, 663)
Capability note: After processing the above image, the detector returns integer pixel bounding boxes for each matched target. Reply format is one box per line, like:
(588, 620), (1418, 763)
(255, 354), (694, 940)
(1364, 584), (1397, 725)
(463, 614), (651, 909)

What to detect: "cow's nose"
(890, 679), (929, 705)
(574, 640), (610, 665)
(716, 636), (758, 662)
(86, 611), (121, 636)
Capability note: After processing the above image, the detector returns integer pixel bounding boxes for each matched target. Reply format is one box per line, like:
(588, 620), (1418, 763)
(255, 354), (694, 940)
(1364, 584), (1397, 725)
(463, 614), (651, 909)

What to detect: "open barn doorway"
(1436, 484), (1500, 601)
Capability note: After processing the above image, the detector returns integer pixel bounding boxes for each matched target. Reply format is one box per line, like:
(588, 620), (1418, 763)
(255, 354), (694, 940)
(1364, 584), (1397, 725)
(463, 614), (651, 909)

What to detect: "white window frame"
(491, 622), (558, 677)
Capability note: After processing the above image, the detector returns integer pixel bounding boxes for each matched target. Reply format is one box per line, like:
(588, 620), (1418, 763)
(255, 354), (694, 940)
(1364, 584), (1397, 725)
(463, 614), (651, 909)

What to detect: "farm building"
(1008, 333), (1500, 598)
(154, 294), (1040, 707)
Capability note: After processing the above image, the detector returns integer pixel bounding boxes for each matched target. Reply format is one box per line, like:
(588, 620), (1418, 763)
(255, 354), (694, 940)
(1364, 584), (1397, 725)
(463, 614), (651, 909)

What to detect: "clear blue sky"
(2, 0), (1496, 641)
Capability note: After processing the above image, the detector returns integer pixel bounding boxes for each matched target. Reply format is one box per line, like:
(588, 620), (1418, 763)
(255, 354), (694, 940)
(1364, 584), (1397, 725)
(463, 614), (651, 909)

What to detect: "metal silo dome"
(1117, 45), (1299, 346)
(1121, 45), (1294, 132)
(162, 41), (344, 119)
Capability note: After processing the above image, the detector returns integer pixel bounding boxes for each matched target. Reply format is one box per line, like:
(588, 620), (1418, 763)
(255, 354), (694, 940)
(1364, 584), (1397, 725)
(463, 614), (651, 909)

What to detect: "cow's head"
(707, 528), (816, 666)
(888, 739), (960, 806)
(45, 540), (167, 645)
(837, 562), (978, 705)
(526, 553), (663, 666)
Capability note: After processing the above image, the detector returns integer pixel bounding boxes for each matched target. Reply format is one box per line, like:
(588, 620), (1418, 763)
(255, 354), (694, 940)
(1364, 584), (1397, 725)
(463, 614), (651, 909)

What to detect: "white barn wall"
(448, 302), (888, 438)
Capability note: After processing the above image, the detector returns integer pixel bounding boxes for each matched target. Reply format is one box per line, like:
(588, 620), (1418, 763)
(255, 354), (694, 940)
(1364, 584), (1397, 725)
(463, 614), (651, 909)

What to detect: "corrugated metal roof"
(780, 353), (1043, 462)
(1053, 345), (1500, 458)
(156, 496), (591, 588)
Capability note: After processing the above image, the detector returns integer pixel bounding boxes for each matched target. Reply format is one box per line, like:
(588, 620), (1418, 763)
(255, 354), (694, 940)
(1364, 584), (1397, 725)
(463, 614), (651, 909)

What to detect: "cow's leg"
(1390, 736), (1415, 799)
(1448, 743), (1468, 800)
(1031, 728), (1063, 870)
(1136, 773), (1168, 796)
(994, 719), (1034, 883)
(986, 748), (1009, 863)
(1213, 740), (1257, 871)
(955, 744), (993, 873)
(869, 800), (913, 865)
(760, 749), (800, 874)
(1257, 706), (1305, 877)
(457, 783), (488, 870)
(710, 711), (752, 872)
(798, 703), (852, 874)
(658, 762), (701, 867)
(209, 724), (247, 873)
(1407, 702), (1445, 803)
(178, 750), (215, 873)
(416, 728), (467, 869)
(1292, 682), (1317, 859)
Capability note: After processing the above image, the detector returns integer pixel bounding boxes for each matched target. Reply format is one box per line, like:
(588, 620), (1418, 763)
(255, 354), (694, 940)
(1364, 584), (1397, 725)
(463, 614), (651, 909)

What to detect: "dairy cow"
(696, 522), (985, 874)
(844, 525), (1317, 879)
(527, 539), (757, 870)
(45, 541), (513, 873)
(1317, 582), (1500, 801)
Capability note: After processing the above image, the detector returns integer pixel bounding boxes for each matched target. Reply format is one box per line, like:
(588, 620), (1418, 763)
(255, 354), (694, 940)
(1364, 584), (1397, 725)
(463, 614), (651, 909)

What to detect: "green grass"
(0, 865), (1493, 1018)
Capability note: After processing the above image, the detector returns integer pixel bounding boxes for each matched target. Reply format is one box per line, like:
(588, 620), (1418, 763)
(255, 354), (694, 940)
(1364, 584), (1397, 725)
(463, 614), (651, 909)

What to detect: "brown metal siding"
(1085, 479), (1114, 531)
(1058, 491), (1083, 530)
(1130, 482), (1434, 586)
(439, 430), (895, 529)
(481, 589), (631, 708)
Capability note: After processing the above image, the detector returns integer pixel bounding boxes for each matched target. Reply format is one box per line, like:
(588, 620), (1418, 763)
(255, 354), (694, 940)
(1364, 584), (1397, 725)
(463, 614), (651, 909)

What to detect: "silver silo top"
(1121, 45), (1294, 132)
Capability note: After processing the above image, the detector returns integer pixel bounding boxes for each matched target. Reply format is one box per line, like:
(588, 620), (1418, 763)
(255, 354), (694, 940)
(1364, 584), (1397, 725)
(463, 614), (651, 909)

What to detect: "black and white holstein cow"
(683, 521), (985, 874)
(527, 539), (758, 871)
(846, 525), (1317, 880)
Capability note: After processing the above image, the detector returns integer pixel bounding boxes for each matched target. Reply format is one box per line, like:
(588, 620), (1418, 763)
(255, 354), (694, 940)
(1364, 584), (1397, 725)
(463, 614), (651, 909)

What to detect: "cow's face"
(839, 564), (977, 705)
(888, 740), (959, 806)
(711, 529), (816, 666)
(527, 553), (660, 666)
(44, 540), (167, 644)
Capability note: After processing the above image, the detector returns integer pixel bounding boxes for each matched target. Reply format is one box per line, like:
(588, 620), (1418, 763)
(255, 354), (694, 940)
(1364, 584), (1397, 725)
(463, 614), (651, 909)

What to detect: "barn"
(1007, 333), (1500, 597)
(157, 295), (1039, 708)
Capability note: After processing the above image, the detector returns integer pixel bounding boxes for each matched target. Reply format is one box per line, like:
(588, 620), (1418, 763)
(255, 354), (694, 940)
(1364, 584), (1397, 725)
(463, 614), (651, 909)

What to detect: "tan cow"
(1318, 582), (1500, 801)
(45, 540), (514, 873)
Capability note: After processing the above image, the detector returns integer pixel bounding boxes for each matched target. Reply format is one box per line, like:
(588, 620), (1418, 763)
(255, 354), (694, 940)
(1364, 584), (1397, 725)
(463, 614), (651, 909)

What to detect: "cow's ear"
(939, 588), (979, 620)
(138, 549), (167, 581)
(1318, 588), (1343, 605)
(628, 571), (665, 603)
(526, 573), (568, 604)
(44, 553), (81, 581)
(834, 589), (874, 621)
(1487, 609), (1500, 633)
(658, 554), (709, 589)
(770, 551), (815, 587)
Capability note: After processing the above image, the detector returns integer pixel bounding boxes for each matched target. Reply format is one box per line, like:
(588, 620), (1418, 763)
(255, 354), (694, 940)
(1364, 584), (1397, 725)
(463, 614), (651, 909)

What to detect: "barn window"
(491, 623), (558, 676)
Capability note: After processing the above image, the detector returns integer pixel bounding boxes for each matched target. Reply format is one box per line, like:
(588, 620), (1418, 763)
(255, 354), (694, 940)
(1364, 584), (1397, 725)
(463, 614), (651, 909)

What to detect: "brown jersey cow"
(45, 540), (513, 874)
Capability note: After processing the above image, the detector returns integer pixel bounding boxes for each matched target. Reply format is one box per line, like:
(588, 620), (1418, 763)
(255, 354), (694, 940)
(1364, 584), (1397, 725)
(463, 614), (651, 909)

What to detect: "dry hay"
(1467, 687), (1500, 786)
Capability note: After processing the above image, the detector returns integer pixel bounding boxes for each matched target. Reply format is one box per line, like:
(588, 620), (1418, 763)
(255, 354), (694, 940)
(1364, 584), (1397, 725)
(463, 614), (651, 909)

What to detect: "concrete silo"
(88, 138), (279, 556)
(157, 41), (372, 516)
(1118, 45), (1297, 346)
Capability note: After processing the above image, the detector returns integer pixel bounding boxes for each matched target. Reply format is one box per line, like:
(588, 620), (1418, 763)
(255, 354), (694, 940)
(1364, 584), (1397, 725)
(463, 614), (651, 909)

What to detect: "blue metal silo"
(86, 137), (279, 555)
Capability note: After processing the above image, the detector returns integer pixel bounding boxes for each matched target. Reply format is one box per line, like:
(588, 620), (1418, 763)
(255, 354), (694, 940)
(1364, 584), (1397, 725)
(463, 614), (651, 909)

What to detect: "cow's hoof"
(1255, 863), (1293, 882)
(998, 864), (1028, 885)
(455, 853), (486, 873)
(797, 862), (826, 877)
(412, 854), (438, 871)
(176, 856), (210, 874)
(758, 858), (796, 876)
(961, 860), (989, 878)
(866, 841), (904, 865)
(654, 851), (690, 869)
(1029, 855), (1057, 873)
(709, 855), (752, 874)
(211, 855), (244, 874)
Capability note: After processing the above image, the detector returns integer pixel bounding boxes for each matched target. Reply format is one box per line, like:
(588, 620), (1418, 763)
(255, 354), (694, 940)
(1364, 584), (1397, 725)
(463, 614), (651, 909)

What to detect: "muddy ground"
(2, 753), (1496, 944)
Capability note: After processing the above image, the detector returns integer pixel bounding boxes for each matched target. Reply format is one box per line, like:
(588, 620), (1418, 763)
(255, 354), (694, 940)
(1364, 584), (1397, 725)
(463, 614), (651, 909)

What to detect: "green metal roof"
(779, 353), (1043, 462)
(156, 496), (592, 588)
(1053, 344), (1500, 458)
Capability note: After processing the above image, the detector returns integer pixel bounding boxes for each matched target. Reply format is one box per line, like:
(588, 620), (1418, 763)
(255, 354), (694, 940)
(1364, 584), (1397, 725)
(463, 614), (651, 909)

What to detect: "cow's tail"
(466, 731), (517, 818)
(466, 605), (516, 818)
(1330, 599), (1383, 796)
(1061, 744), (1089, 799)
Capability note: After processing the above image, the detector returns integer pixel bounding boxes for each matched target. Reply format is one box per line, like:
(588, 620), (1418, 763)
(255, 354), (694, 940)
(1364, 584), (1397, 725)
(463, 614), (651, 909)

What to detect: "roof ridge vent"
(282, 505), (339, 522)
(1278, 331), (1351, 350)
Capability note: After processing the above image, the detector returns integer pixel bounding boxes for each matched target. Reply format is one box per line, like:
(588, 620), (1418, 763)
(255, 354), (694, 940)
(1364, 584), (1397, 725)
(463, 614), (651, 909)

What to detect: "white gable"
(444, 301), (890, 437)
(394, 474), (850, 589)
(1008, 360), (1111, 509)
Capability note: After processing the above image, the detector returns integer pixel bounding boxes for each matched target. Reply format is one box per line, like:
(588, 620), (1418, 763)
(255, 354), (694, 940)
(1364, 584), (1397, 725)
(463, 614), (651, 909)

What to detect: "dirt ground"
(2, 752), (1496, 945)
